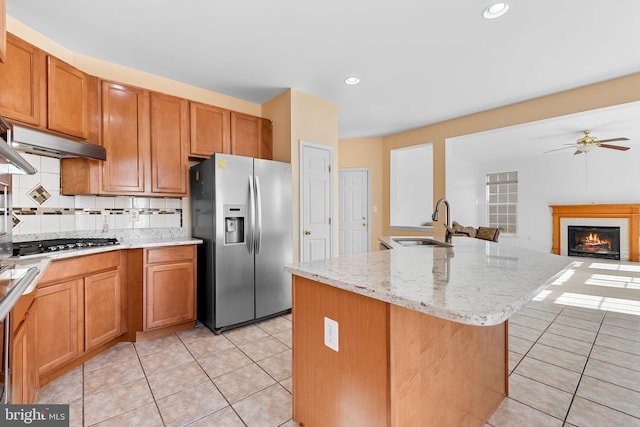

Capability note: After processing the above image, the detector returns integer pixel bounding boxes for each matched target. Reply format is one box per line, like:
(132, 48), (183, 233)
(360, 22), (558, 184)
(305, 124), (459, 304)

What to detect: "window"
(486, 171), (517, 234)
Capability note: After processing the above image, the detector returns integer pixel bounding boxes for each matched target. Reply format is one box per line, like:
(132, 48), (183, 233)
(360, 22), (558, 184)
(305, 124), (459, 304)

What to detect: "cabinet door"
(101, 81), (149, 194)
(189, 102), (230, 158)
(84, 270), (123, 352)
(145, 261), (195, 331)
(0, 34), (46, 126)
(260, 118), (273, 160)
(11, 320), (26, 404)
(47, 56), (90, 139)
(35, 280), (80, 377)
(25, 300), (39, 404)
(231, 112), (261, 158)
(150, 92), (189, 195)
(13, 302), (39, 404)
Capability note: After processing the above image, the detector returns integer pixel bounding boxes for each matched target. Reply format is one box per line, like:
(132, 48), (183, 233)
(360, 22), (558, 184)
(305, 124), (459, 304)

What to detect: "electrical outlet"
(324, 317), (339, 352)
(131, 209), (140, 222)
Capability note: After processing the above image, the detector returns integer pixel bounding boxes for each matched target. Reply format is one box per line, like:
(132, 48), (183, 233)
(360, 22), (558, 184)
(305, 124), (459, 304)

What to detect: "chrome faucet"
(432, 198), (453, 244)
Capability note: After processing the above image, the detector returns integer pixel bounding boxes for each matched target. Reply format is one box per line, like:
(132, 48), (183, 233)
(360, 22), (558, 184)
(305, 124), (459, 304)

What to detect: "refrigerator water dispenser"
(224, 205), (245, 244)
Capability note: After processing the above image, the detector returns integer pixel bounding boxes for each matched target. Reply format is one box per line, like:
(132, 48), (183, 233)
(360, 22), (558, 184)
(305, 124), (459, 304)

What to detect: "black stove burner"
(12, 238), (119, 257)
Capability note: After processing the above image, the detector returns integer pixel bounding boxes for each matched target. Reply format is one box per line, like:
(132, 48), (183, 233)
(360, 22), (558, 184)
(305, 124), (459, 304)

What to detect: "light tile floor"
(37, 259), (640, 426)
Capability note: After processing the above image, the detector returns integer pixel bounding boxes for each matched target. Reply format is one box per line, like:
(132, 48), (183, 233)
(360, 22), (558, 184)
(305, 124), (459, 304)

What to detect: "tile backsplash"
(12, 153), (185, 240)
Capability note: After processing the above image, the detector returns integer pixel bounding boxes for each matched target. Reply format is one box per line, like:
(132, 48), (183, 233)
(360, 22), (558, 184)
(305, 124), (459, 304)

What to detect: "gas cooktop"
(12, 238), (120, 257)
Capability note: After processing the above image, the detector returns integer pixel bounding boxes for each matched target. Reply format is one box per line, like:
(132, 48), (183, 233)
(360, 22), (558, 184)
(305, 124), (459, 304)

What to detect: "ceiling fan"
(545, 130), (630, 155)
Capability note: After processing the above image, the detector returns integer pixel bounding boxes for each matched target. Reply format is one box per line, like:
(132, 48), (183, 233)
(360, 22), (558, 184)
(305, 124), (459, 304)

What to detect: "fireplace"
(567, 226), (621, 260)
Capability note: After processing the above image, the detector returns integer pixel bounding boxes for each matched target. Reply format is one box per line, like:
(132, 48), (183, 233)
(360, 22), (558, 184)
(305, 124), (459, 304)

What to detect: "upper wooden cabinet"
(261, 117), (273, 160)
(231, 112), (261, 158)
(230, 112), (273, 160)
(150, 92), (189, 195)
(0, 35), (99, 142)
(189, 102), (230, 158)
(0, 0), (6, 64)
(0, 34), (46, 126)
(191, 108), (272, 160)
(62, 81), (189, 197)
(101, 81), (149, 194)
(47, 56), (99, 141)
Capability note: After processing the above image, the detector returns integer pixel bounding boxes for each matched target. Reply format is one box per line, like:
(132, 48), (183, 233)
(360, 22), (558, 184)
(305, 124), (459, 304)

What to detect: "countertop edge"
(10, 238), (203, 261)
(286, 237), (577, 326)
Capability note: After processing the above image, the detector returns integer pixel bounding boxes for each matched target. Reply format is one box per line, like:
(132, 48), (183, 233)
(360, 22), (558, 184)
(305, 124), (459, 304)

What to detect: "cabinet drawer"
(145, 245), (194, 264)
(39, 251), (120, 286)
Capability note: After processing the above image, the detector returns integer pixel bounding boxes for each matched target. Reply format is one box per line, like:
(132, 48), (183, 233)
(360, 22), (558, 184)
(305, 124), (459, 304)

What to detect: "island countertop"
(285, 236), (575, 326)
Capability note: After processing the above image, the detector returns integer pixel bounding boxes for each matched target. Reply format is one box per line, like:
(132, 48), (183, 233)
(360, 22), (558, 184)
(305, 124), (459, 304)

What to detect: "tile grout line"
(133, 338), (169, 427)
(175, 329), (249, 427)
(556, 308), (605, 425)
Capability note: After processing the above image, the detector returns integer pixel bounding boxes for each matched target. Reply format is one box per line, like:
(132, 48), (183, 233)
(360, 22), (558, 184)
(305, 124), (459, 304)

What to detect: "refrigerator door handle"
(254, 176), (262, 254)
(248, 175), (255, 254)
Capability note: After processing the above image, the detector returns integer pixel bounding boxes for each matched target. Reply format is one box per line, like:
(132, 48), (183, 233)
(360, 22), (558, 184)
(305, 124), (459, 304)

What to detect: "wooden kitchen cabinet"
(0, 33), (46, 126)
(11, 298), (39, 404)
(189, 102), (230, 158)
(192, 107), (272, 160)
(101, 80), (149, 194)
(84, 269), (124, 352)
(35, 280), (80, 377)
(35, 251), (124, 380)
(143, 246), (196, 331)
(231, 111), (261, 158)
(62, 82), (190, 197)
(150, 92), (189, 195)
(260, 117), (273, 160)
(47, 56), (100, 141)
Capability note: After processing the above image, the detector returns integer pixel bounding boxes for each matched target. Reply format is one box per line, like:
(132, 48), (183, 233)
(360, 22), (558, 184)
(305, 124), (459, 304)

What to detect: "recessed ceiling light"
(345, 76), (360, 85)
(483, 2), (510, 19)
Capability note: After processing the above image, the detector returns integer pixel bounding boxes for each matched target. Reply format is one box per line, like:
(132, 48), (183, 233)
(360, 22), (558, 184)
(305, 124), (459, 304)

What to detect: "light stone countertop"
(285, 236), (575, 326)
(10, 237), (202, 262)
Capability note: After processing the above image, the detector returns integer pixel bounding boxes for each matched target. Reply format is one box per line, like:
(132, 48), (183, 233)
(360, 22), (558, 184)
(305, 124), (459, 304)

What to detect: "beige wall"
(338, 137), (384, 251)
(382, 73), (640, 239)
(7, 16), (261, 116)
(264, 89), (339, 262)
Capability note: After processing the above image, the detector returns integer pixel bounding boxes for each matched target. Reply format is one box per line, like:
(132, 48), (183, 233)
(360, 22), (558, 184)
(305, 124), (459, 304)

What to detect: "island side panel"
(389, 305), (508, 427)
(292, 275), (390, 427)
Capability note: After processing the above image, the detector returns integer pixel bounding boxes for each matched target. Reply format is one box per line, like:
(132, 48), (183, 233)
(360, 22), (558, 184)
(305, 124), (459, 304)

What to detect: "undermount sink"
(392, 237), (453, 248)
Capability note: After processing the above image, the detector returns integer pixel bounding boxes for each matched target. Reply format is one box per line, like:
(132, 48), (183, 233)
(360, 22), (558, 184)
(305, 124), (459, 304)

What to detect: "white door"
(339, 169), (369, 255)
(300, 141), (332, 262)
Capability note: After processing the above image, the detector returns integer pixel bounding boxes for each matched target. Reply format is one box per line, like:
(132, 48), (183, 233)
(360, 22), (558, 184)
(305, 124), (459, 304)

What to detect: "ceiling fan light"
(483, 2), (510, 19)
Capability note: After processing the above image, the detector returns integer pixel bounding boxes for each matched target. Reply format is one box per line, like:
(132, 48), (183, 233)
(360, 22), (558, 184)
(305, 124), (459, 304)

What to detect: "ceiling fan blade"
(573, 150), (583, 155)
(599, 144), (630, 151)
(598, 137), (630, 143)
(544, 146), (576, 153)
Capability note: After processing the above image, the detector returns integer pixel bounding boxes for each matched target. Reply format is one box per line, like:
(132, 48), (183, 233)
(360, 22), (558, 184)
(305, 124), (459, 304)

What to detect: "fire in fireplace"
(567, 226), (621, 260)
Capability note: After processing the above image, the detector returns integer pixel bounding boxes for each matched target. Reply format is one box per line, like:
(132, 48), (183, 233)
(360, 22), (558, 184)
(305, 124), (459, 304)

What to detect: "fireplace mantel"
(550, 204), (640, 262)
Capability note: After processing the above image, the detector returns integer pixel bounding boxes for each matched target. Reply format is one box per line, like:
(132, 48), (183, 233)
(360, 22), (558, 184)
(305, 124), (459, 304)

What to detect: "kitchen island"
(285, 236), (574, 427)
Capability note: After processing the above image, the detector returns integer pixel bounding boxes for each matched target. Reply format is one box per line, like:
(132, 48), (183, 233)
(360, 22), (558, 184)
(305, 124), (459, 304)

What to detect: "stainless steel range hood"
(0, 118), (106, 162)
(0, 118), (37, 175)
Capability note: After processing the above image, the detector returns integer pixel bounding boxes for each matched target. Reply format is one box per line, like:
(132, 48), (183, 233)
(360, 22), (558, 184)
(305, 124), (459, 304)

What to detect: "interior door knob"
(304, 230), (311, 236)
(362, 223), (367, 227)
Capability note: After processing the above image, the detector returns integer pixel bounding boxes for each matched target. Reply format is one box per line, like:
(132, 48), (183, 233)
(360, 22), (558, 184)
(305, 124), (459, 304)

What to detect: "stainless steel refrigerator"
(190, 153), (292, 333)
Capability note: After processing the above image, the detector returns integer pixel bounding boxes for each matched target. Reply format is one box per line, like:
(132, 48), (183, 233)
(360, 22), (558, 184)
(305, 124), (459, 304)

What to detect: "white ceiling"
(448, 101), (640, 163)
(6, 0), (640, 139)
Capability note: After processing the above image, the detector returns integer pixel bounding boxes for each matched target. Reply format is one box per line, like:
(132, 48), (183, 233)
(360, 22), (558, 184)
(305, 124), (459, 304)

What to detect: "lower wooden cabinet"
(144, 246), (196, 331)
(36, 280), (80, 377)
(84, 269), (123, 352)
(11, 299), (38, 404)
(21, 245), (196, 388)
(35, 251), (124, 378)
